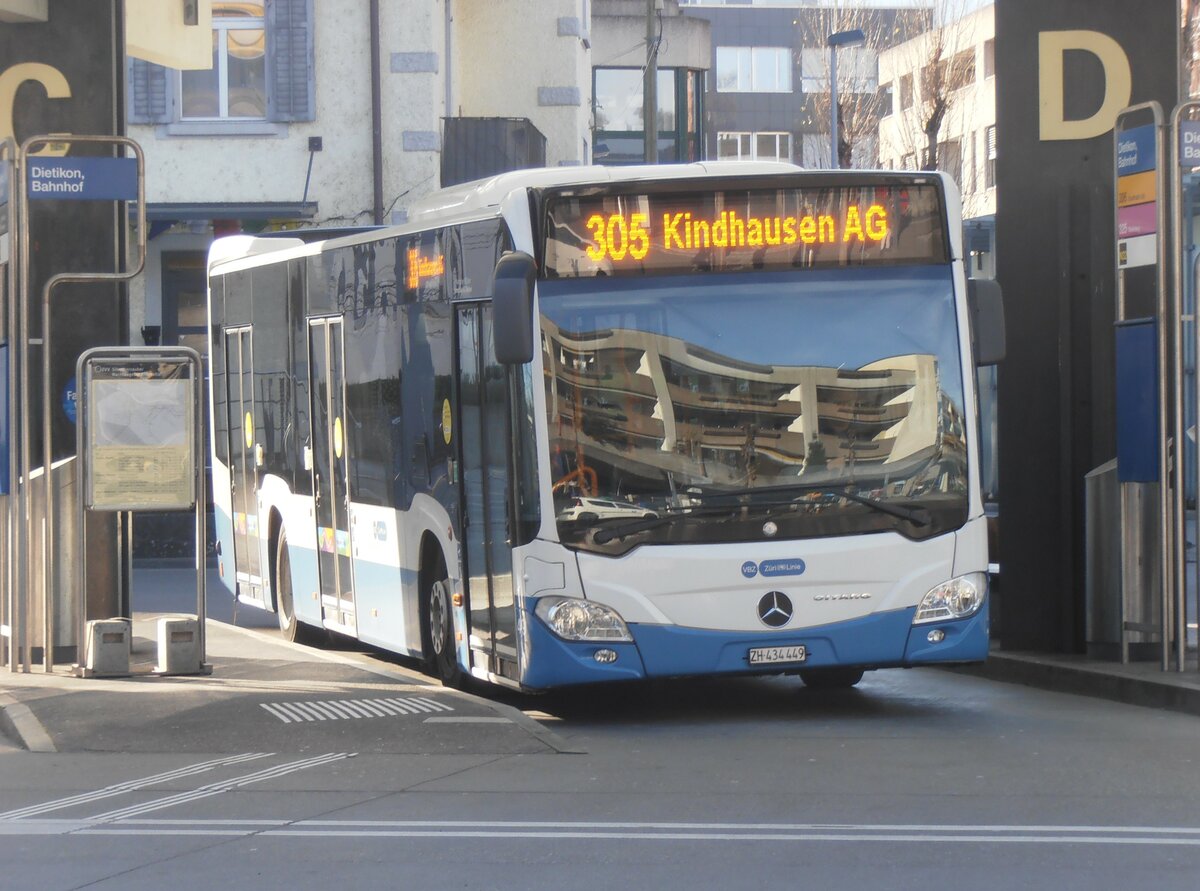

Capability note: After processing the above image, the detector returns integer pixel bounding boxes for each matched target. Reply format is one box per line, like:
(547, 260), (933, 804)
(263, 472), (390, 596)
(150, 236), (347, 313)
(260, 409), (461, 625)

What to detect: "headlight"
(534, 596), (633, 642)
(913, 574), (986, 624)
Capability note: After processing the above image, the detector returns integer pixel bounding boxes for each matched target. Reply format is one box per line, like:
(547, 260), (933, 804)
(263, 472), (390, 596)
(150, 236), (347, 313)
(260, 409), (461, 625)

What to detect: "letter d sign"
(1039, 31), (1132, 141)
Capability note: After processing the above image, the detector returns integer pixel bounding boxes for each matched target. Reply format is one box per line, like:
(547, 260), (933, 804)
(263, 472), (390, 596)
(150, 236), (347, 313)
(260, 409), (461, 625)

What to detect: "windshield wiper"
(590, 500), (797, 545)
(695, 481), (932, 528)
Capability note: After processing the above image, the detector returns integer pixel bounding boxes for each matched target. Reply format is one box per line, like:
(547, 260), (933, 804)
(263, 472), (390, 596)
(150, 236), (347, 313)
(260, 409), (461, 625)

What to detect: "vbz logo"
(1039, 30), (1132, 142)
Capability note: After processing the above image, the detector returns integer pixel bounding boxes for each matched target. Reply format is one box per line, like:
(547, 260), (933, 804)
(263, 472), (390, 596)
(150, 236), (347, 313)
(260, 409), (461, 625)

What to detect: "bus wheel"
(275, 531), (302, 642)
(798, 667), (864, 690)
(276, 530), (322, 645)
(424, 573), (462, 688)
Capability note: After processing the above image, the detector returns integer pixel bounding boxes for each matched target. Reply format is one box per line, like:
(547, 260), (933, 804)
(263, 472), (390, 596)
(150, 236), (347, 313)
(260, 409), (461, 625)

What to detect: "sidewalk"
(0, 567), (575, 755)
(960, 646), (1200, 718)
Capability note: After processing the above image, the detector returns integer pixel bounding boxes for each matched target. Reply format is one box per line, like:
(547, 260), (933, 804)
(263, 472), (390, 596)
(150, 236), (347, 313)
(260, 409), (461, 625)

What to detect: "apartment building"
(126, 0), (592, 358)
(679, 0), (928, 168)
(877, 2), (994, 273)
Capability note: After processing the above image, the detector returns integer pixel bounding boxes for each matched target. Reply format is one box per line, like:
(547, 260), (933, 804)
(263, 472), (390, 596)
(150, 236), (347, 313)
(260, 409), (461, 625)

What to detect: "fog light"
(927, 629), (946, 643)
(594, 648), (618, 664)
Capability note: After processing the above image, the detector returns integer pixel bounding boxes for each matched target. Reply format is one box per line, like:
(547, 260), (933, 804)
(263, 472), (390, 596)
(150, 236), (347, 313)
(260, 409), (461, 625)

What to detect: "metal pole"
(368, 0), (383, 225)
(17, 138), (33, 673)
(1, 138), (16, 672)
(1135, 105), (1175, 673)
(1177, 100), (1200, 672)
(21, 135), (146, 671)
(830, 46), (839, 169)
(194, 350), (207, 668)
(644, 0), (657, 164)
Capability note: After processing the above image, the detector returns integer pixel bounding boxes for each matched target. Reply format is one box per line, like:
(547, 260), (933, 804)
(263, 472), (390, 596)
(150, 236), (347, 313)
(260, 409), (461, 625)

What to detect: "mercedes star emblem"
(757, 591), (793, 627)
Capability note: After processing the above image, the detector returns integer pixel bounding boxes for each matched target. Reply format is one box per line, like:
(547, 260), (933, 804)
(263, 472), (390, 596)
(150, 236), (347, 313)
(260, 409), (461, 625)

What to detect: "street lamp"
(827, 28), (866, 168)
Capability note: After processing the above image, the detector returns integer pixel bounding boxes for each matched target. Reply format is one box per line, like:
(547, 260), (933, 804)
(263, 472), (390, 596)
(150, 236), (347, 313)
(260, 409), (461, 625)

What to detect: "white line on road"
(257, 696), (455, 723)
(0, 753), (273, 821)
(5, 818), (1200, 847)
(87, 752), (354, 823)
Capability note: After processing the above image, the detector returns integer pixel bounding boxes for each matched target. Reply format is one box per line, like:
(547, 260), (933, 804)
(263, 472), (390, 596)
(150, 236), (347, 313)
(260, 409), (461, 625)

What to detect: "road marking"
(258, 696), (454, 724)
(87, 753), (354, 823)
(0, 753), (272, 821)
(4, 818), (1200, 847)
(423, 717), (513, 724)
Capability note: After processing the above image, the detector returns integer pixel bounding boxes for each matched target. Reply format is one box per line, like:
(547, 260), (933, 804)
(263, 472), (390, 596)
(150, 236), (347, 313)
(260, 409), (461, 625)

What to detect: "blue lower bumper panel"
(521, 602), (989, 690)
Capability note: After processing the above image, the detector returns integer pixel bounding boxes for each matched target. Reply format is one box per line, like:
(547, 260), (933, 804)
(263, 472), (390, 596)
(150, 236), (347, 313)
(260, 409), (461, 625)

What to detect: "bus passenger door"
(224, 326), (264, 601)
(308, 318), (357, 633)
(456, 303), (518, 680)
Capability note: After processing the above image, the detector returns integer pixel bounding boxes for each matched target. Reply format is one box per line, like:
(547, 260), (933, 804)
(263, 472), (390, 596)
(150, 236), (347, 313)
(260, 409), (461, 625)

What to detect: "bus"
(206, 163), (1004, 691)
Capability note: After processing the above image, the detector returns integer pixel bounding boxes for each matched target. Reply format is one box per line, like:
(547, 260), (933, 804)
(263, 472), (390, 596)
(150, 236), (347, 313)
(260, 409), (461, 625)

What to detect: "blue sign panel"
(1115, 318), (1159, 483)
(0, 161), (9, 236)
(1180, 121), (1200, 167)
(0, 345), (8, 495)
(1116, 124), (1156, 175)
(62, 375), (77, 425)
(759, 558), (806, 578)
(26, 157), (137, 201)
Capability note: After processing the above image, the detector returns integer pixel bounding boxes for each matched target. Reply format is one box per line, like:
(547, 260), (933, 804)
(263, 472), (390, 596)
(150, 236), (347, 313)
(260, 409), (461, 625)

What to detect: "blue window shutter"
(128, 58), (171, 125)
(267, 0), (315, 122)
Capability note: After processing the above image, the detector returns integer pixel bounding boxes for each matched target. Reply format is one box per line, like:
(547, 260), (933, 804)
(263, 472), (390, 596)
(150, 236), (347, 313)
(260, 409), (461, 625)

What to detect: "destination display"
(543, 183), (947, 278)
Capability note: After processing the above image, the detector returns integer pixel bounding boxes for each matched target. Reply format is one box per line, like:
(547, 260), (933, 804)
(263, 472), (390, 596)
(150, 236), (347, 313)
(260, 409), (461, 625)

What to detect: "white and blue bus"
(207, 163), (1004, 691)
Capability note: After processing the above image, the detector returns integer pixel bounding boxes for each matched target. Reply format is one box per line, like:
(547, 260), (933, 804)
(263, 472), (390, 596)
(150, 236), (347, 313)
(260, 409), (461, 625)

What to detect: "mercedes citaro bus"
(206, 163), (1004, 691)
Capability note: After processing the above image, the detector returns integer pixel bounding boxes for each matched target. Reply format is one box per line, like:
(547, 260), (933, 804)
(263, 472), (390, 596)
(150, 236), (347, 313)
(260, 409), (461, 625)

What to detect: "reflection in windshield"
(539, 267), (968, 551)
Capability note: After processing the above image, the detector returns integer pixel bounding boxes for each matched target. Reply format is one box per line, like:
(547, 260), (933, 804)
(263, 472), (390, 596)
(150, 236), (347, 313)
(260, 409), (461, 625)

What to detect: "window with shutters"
(182, 2), (267, 120)
(128, 0), (314, 131)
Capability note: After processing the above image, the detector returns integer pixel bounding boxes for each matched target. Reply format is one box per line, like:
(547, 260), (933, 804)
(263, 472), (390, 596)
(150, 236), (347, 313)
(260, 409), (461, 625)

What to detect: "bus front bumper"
(518, 602), (988, 691)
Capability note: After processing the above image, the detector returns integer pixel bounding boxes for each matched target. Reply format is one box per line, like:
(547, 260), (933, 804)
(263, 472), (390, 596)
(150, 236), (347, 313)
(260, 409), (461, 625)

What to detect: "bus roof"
(409, 161), (803, 217)
(207, 162), (959, 272)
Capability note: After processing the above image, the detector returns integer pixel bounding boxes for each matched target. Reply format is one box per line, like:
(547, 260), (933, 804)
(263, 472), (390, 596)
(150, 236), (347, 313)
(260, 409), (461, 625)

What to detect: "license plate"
(748, 645), (807, 666)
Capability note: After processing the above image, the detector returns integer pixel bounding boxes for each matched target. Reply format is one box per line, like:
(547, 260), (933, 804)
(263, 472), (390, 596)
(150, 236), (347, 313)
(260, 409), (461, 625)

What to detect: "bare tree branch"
(794, 2), (931, 167)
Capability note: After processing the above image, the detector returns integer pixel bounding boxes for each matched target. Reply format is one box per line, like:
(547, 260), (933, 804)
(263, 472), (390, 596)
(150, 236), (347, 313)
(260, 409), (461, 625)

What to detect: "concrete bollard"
(84, 618), (131, 677)
(156, 615), (201, 675)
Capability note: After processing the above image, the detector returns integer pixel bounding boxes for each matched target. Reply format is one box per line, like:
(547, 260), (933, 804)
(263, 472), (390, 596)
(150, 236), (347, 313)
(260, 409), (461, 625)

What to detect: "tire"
(276, 530), (322, 645)
(424, 572), (462, 687)
(799, 667), (865, 690)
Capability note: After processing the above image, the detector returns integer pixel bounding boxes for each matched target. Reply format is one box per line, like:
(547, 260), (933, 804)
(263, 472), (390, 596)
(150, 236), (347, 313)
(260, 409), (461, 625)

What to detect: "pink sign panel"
(1118, 201), (1157, 238)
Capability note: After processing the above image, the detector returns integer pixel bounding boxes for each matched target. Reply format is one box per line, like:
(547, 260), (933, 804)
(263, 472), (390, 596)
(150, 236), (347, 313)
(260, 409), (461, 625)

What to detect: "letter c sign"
(0, 62), (72, 145)
(1039, 31), (1132, 141)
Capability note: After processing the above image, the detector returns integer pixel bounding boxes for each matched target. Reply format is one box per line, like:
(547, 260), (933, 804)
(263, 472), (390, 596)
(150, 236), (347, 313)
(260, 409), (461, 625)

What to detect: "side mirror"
(492, 251), (537, 365)
(968, 277), (1005, 366)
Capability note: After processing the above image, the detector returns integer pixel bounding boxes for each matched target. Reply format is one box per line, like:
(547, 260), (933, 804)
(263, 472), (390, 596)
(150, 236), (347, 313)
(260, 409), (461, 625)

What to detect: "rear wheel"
(423, 569), (462, 687)
(799, 667), (865, 690)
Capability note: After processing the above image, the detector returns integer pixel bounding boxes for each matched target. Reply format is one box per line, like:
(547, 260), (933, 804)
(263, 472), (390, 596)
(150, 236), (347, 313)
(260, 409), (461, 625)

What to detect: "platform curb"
(0, 693), (57, 753)
(951, 653), (1200, 719)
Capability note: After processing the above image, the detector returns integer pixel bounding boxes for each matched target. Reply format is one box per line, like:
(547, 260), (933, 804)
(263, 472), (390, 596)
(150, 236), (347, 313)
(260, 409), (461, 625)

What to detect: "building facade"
(877, 2), (994, 274)
(125, 0), (593, 362)
(590, 0), (710, 164)
(678, 0), (928, 168)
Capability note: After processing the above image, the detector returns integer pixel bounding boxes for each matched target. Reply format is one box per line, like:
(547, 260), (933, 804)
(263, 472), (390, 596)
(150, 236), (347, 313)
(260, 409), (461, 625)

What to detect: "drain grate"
(259, 696), (454, 724)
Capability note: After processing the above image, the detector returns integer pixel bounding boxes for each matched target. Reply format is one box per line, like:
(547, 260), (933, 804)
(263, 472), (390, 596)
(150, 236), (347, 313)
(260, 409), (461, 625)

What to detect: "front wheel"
(799, 667), (864, 690)
(275, 531), (323, 645)
(424, 574), (462, 687)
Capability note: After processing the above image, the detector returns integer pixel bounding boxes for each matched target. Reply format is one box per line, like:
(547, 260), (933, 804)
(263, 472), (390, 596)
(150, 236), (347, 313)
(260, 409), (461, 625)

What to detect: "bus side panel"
(208, 273), (236, 597)
(211, 459), (237, 597)
(351, 502), (417, 656)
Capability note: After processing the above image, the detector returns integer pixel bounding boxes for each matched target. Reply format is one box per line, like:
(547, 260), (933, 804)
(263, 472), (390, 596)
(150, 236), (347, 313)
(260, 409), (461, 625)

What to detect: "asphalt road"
(2, 569), (1200, 888)
(4, 650), (1200, 888)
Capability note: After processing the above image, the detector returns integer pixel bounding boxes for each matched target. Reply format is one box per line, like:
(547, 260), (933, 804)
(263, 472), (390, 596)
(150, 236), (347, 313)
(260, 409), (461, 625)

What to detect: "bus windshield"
(539, 265), (968, 555)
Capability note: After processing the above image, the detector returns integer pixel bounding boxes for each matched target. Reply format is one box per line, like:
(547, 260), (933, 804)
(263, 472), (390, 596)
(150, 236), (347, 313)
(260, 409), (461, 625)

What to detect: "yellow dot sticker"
(244, 412), (254, 449)
(333, 416), (344, 459)
(442, 399), (452, 445)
